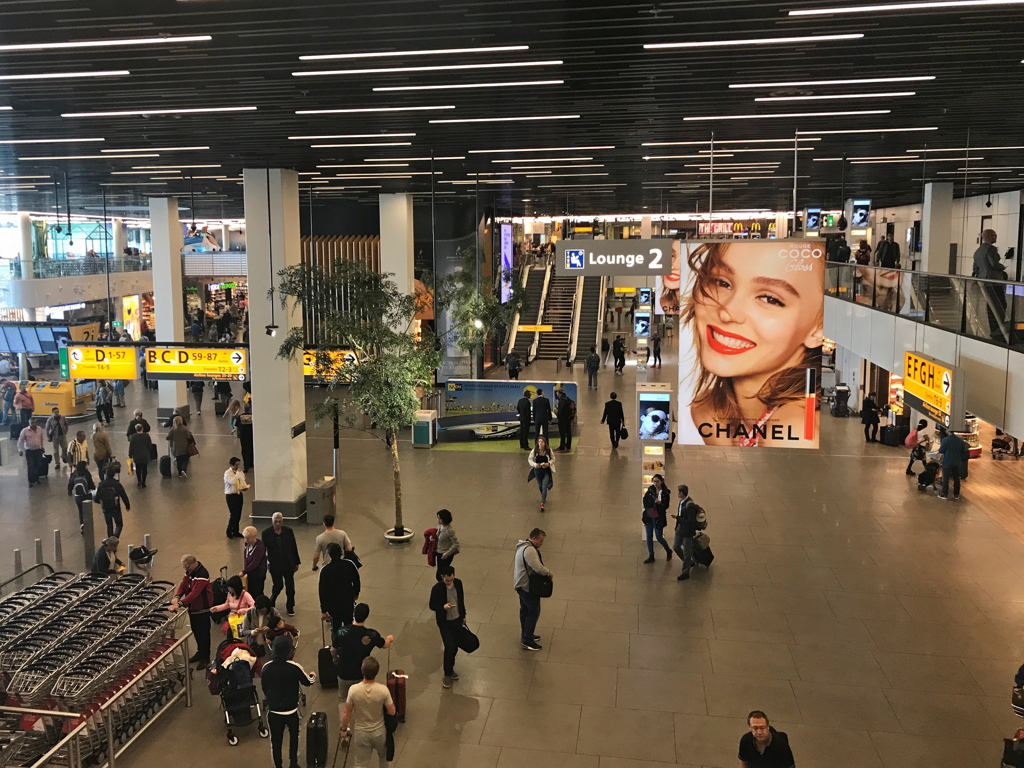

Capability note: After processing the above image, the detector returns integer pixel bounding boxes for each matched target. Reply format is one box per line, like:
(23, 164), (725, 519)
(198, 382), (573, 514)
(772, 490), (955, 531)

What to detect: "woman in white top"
(527, 437), (555, 511)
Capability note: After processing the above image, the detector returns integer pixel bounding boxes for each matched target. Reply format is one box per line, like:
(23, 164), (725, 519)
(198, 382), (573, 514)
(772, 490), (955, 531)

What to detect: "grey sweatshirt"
(513, 539), (551, 591)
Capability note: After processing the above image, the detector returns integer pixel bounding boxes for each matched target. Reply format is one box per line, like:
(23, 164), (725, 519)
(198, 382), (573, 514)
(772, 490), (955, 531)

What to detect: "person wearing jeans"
(673, 485), (699, 581)
(513, 529), (552, 651)
(642, 474), (673, 564)
(261, 635), (314, 768)
(429, 565), (466, 689)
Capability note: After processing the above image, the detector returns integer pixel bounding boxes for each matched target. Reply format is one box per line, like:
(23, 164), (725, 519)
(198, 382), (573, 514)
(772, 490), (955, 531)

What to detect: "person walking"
(240, 526), (268, 599)
(261, 635), (315, 768)
(613, 336), (626, 374)
(13, 385), (34, 426)
(223, 456), (249, 539)
(600, 392), (626, 449)
(601, 336), (611, 367)
(69, 461), (96, 533)
(738, 710), (796, 768)
(93, 381), (112, 424)
(514, 528), (551, 651)
(434, 509), (461, 581)
(319, 542), (361, 629)
(651, 333), (662, 368)
(875, 232), (901, 268)
(855, 239), (872, 265)
(215, 380), (233, 409)
(528, 437), (555, 511)
(111, 379), (126, 408)
(166, 415), (193, 477)
(905, 419), (931, 476)
(516, 390), (533, 451)
(170, 554), (214, 668)
(189, 379), (205, 416)
(17, 417), (46, 487)
(585, 345), (600, 389)
(95, 467), (130, 538)
(860, 392), (880, 442)
(68, 430), (89, 468)
(92, 422), (114, 479)
(1, 378), (16, 426)
(311, 513), (353, 571)
(673, 484), (699, 581)
(45, 407), (70, 470)
(125, 409), (151, 439)
(532, 388), (552, 442)
(554, 389), (574, 452)
(127, 423), (153, 488)
(642, 474), (673, 564)
(332, 603), (394, 704)
(340, 656), (395, 768)
(263, 512), (300, 616)
(429, 565), (466, 689)
(506, 349), (521, 380)
(936, 426), (970, 500)
(91, 537), (124, 575)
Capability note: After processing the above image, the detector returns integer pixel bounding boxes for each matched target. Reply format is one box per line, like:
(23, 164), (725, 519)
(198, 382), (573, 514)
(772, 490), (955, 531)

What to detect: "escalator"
(573, 276), (604, 358)
(536, 274), (577, 360)
(510, 266), (548, 362)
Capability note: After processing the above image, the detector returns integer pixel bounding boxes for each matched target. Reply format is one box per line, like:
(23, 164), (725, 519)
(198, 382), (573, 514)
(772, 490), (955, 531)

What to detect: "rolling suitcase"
(318, 619), (337, 689)
(386, 649), (407, 722)
(693, 533), (714, 568)
(880, 425), (900, 447)
(159, 454), (172, 478)
(307, 711), (329, 768)
(215, 399), (228, 416)
(40, 454), (51, 477)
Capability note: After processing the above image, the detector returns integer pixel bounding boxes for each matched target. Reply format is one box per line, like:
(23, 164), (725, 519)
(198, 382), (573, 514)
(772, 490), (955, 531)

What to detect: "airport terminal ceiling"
(0, 0), (1021, 218)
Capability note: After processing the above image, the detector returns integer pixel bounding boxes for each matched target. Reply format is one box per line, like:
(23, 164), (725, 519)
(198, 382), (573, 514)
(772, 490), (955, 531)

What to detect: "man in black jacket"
(601, 392), (626, 449)
(127, 423), (153, 488)
(532, 388), (552, 442)
(555, 390), (574, 452)
(673, 485), (699, 581)
(95, 468), (130, 538)
(738, 710), (796, 768)
(319, 542), (361, 629)
(428, 565), (466, 689)
(125, 409), (151, 439)
(263, 512), (301, 616)
(516, 391), (533, 450)
(261, 635), (315, 768)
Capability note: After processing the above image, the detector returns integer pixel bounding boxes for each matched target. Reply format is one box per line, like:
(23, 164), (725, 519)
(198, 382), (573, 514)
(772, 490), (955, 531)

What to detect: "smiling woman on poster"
(677, 241), (825, 449)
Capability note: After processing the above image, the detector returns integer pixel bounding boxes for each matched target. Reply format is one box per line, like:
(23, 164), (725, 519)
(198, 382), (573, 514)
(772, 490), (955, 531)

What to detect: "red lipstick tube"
(804, 368), (816, 441)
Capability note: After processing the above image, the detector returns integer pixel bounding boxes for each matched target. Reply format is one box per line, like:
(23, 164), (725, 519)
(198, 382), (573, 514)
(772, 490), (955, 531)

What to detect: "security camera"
(985, 200), (993, 208)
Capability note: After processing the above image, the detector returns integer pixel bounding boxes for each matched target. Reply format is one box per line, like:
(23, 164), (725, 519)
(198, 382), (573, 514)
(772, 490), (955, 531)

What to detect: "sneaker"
(80, 524), (84, 534)
(666, 551), (673, 562)
(953, 495), (961, 500)
(906, 470), (916, 476)
(442, 676), (453, 689)
(450, 670), (460, 681)
(643, 556), (655, 564)
(936, 495), (948, 500)
(521, 641), (543, 651)
(540, 503), (545, 511)
(677, 572), (690, 581)
(287, 610), (295, 617)
(196, 411), (201, 416)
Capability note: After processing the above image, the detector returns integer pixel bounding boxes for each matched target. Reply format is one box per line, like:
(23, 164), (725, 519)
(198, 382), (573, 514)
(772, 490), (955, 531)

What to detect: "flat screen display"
(852, 199), (871, 227)
(19, 328), (42, 354)
(500, 223), (514, 304)
(634, 312), (651, 338)
(805, 208), (821, 231)
(36, 327), (57, 354)
(638, 391), (672, 441)
(2, 327), (27, 354)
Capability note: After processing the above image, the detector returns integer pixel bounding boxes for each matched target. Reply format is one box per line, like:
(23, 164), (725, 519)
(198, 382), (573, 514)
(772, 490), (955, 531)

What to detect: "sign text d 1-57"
(556, 240), (672, 276)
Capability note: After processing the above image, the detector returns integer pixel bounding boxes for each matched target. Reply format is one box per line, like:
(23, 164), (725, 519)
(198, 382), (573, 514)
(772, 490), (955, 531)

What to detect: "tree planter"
(384, 527), (415, 544)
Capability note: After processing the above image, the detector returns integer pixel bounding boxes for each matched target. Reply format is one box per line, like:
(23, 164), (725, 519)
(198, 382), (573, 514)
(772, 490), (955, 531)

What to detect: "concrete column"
(379, 193), (415, 298)
(17, 213), (34, 278)
(112, 218), (127, 257)
(640, 216), (652, 239)
(922, 182), (954, 274)
(220, 224), (231, 251)
(244, 168), (308, 520)
(149, 198), (188, 420)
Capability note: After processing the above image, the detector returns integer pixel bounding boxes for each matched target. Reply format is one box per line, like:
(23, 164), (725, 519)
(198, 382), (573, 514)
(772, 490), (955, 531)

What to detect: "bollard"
(127, 546), (138, 576)
(53, 530), (63, 564)
(143, 533), (155, 572)
(13, 549), (22, 574)
(34, 539), (43, 566)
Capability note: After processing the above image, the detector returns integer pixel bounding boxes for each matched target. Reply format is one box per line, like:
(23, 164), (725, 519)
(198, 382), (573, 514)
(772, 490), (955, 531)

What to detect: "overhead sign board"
(145, 346), (247, 382)
(60, 346), (139, 380)
(902, 351), (966, 431)
(302, 349), (358, 379)
(516, 324), (553, 333)
(557, 239), (672, 277)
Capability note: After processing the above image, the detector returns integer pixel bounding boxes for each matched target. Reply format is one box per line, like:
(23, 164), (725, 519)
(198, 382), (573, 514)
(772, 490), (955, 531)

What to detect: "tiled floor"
(3, 347), (1024, 767)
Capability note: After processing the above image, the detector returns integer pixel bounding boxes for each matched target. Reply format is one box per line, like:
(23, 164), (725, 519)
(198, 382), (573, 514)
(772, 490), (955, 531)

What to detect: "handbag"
(519, 543), (554, 598)
(619, 426), (629, 441)
(187, 436), (199, 457)
(227, 613), (245, 639)
(457, 623), (480, 654)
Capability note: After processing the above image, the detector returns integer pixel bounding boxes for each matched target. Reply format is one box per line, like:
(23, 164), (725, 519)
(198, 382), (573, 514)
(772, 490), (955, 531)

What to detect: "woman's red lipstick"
(706, 324), (756, 355)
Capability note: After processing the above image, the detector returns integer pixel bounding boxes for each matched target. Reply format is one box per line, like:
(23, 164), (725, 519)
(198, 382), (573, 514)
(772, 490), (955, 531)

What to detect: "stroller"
(917, 460), (942, 492)
(830, 384), (851, 417)
(208, 640), (268, 745)
(993, 431), (1020, 460)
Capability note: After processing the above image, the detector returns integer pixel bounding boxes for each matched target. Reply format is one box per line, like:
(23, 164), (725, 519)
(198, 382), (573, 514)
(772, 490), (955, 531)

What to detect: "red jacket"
(422, 528), (438, 567)
(176, 562), (213, 613)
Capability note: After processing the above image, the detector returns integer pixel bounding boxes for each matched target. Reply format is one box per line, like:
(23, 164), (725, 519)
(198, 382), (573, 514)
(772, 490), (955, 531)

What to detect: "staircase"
(922, 275), (963, 331)
(511, 267), (548, 361)
(574, 276), (603, 358)
(536, 275), (577, 360)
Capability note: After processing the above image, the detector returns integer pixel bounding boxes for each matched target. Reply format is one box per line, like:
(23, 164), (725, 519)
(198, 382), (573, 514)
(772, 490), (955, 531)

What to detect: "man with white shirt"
(223, 456), (249, 539)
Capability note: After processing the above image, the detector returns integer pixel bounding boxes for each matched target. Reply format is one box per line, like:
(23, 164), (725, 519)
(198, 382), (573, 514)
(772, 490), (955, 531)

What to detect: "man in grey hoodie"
(514, 528), (552, 651)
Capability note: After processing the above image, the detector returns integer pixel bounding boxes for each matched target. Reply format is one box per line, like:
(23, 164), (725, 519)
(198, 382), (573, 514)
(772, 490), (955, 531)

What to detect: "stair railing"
(529, 264), (553, 363)
(567, 275), (585, 364)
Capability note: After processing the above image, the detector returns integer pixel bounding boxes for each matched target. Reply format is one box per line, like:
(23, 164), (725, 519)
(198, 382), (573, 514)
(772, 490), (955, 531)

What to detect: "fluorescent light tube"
(101, 146), (209, 152)
(429, 115), (579, 124)
(732, 76), (934, 88)
(310, 142), (412, 148)
(373, 80), (563, 91)
(0, 35), (211, 53)
(20, 153), (159, 160)
(0, 70), (129, 81)
(685, 110), (889, 120)
(62, 106), (255, 118)
(131, 164), (222, 169)
(907, 145), (1024, 151)
(289, 133), (415, 140)
(641, 138), (819, 146)
(294, 61), (561, 77)
(798, 126), (937, 134)
(789, 0), (1024, 16)
(645, 34), (863, 49)
(296, 106), (454, 115)
(643, 154), (736, 160)
(814, 155), (918, 160)
(494, 157), (593, 162)
(469, 146), (614, 153)
(754, 91), (915, 101)
(300, 45), (529, 61)
(0, 138), (104, 144)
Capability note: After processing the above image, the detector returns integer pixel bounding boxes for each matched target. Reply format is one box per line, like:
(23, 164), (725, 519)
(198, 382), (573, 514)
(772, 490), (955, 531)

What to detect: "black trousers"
(509, 368), (519, 380)
(246, 569), (266, 599)
(175, 453), (190, 474)
(102, 505), (123, 538)
(225, 493), (244, 536)
(519, 418), (531, 449)
(941, 464), (961, 497)
(189, 610), (212, 661)
(268, 711), (300, 768)
(607, 422), (621, 448)
(864, 423), (878, 441)
(557, 419), (572, 450)
(438, 618), (461, 677)
(653, 349), (661, 365)
(270, 569), (296, 613)
(135, 461), (149, 487)
(436, 552), (456, 581)
(328, 598), (355, 629)
(24, 448), (43, 484)
(534, 420), (549, 441)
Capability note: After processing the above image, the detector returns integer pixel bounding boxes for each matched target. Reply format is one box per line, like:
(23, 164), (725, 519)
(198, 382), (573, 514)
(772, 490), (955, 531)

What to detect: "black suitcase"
(880, 426), (900, 447)
(40, 454), (51, 477)
(318, 620), (337, 689)
(306, 711), (329, 768)
(215, 399), (228, 416)
(693, 540), (714, 568)
(159, 454), (172, 478)
(9, 421), (20, 441)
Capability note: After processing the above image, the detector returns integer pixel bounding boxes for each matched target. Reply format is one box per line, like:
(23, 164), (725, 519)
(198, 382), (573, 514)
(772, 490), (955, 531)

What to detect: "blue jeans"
(673, 526), (694, 575)
(535, 470), (552, 504)
(645, 522), (671, 557)
(1, 400), (14, 425)
(517, 587), (541, 644)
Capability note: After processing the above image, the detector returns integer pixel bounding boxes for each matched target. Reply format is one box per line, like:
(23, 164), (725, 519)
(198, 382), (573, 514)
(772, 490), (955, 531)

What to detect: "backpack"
(904, 430), (919, 448)
(95, 483), (118, 508)
(568, 399), (577, 421)
(72, 477), (90, 501)
(692, 505), (708, 531)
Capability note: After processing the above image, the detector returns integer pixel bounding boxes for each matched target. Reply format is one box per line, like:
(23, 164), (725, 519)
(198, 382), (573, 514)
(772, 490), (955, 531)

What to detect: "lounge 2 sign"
(557, 240), (672, 276)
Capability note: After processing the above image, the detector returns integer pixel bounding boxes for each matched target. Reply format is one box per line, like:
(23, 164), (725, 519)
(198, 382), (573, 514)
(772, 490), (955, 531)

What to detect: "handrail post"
(106, 702), (117, 768)
(34, 539), (43, 565)
(53, 530), (62, 564)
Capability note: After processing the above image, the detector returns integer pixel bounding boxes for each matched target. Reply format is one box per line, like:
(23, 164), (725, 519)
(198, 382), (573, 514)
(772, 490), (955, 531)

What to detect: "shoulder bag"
(519, 544), (553, 598)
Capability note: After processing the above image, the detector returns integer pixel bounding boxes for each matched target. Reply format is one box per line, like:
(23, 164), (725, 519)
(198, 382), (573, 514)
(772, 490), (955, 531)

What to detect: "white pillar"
(112, 218), (127, 257)
(640, 216), (652, 239)
(379, 193), (415, 298)
(244, 168), (308, 520)
(220, 224), (231, 251)
(922, 182), (954, 274)
(149, 198), (188, 420)
(18, 213), (34, 278)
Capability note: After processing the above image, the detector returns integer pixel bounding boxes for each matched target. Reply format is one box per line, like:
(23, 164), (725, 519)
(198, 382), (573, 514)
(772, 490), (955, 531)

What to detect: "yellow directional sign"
(517, 324), (553, 333)
(302, 349), (358, 379)
(145, 346), (247, 382)
(902, 351), (966, 430)
(66, 346), (138, 380)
